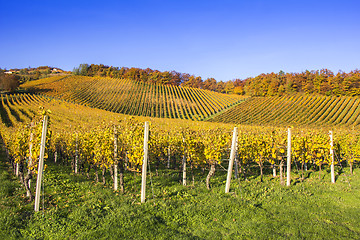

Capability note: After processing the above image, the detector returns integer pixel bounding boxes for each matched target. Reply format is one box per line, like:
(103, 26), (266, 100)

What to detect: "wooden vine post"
(114, 126), (118, 191)
(141, 121), (149, 203)
(167, 146), (171, 169)
(74, 133), (78, 174)
(225, 127), (238, 193)
(182, 138), (186, 186)
(330, 131), (335, 183)
(16, 163), (19, 176)
(182, 156), (186, 186)
(286, 128), (291, 187)
(34, 115), (48, 212)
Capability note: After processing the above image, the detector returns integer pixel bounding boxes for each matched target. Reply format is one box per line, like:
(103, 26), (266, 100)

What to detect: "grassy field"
(1, 142), (359, 239)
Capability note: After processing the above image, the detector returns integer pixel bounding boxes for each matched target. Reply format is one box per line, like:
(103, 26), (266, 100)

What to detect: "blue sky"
(1, 0), (359, 81)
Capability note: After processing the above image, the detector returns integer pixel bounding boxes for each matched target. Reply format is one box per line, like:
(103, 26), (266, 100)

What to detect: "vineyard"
(0, 94), (360, 194)
(1, 89), (360, 238)
(208, 94), (360, 127)
(20, 76), (360, 128)
(0, 93), (128, 130)
(2, 92), (359, 184)
(21, 76), (244, 121)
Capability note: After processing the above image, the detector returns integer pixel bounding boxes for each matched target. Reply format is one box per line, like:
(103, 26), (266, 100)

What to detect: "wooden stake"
(272, 164), (276, 177)
(182, 138), (186, 186)
(34, 115), (48, 212)
(167, 146), (171, 169)
(74, 133), (78, 174)
(141, 121), (149, 203)
(114, 126), (118, 190)
(330, 131), (335, 183)
(286, 128), (291, 187)
(15, 163), (19, 176)
(225, 127), (238, 193)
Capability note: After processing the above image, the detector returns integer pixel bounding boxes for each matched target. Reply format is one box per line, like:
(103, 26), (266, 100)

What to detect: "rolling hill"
(20, 75), (245, 121)
(207, 94), (360, 127)
(18, 75), (360, 128)
(0, 92), (232, 131)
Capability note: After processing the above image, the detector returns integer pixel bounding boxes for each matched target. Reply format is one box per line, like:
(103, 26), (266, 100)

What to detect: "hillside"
(19, 76), (360, 128)
(0, 92), (238, 132)
(1, 92), (360, 239)
(20, 76), (245, 121)
(1, 84), (360, 240)
(208, 94), (360, 128)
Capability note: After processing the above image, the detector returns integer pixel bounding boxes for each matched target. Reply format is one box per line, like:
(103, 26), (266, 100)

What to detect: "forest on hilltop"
(73, 64), (360, 97)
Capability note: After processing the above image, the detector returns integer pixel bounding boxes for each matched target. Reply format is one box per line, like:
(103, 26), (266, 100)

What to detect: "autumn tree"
(203, 78), (217, 91)
(0, 73), (20, 92)
(73, 64), (89, 76)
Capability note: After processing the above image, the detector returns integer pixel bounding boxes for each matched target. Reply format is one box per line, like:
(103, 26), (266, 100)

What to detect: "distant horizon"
(1, 0), (359, 81)
(2, 64), (359, 82)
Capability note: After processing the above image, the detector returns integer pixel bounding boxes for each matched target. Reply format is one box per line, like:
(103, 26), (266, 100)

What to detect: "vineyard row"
(1, 113), (359, 206)
(209, 94), (360, 127)
(20, 76), (244, 120)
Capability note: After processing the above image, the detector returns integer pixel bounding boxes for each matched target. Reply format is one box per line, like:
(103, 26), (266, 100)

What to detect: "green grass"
(1, 153), (360, 239)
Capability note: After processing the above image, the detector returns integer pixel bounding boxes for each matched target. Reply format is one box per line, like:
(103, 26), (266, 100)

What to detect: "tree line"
(73, 64), (360, 96)
(73, 64), (242, 94)
(243, 69), (360, 97)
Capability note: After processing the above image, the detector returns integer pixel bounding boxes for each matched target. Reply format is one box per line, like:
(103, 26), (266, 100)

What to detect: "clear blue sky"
(1, 0), (359, 81)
